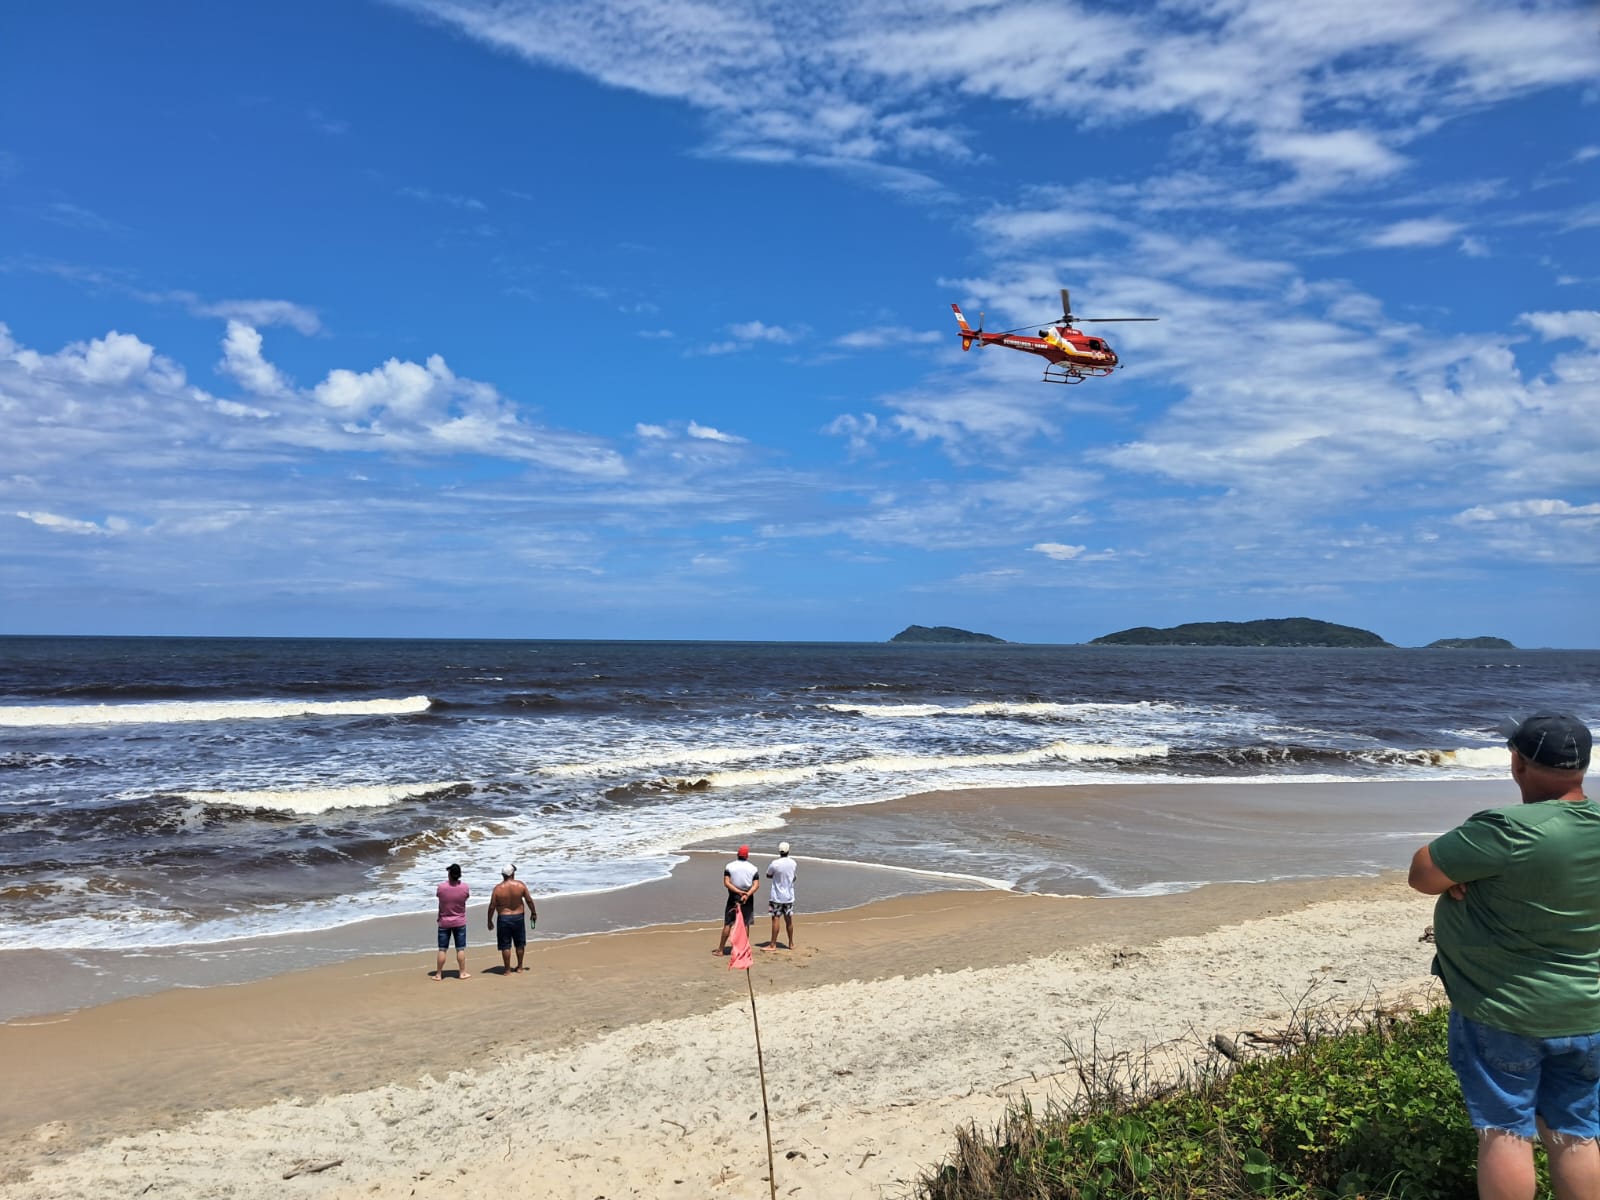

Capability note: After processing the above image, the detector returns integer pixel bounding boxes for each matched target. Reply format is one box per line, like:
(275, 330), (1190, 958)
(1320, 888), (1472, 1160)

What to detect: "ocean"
(2, 636), (1596, 965)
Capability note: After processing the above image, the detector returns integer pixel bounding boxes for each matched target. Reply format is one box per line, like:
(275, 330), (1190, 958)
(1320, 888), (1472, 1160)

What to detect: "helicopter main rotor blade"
(1060, 287), (1072, 321)
(1077, 317), (1160, 323)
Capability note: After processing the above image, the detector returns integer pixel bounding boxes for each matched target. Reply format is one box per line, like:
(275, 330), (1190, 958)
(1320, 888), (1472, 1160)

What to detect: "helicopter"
(950, 287), (1158, 384)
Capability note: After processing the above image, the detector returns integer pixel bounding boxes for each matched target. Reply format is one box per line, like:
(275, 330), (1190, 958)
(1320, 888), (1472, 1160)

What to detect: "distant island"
(889, 625), (1007, 645)
(1425, 636), (1515, 649)
(1092, 618), (1391, 648)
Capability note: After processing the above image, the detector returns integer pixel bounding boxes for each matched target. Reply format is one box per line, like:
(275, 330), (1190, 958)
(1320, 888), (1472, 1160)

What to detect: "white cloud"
(689, 321), (806, 355)
(825, 412), (879, 457)
(1521, 310), (1600, 349)
(306, 108), (349, 136)
(197, 298), (322, 335)
(635, 423), (671, 439)
(1575, 146), (1600, 164)
(11, 328), (181, 388)
(40, 201), (120, 232)
(5, 261), (323, 335)
(686, 421), (745, 443)
(728, 320), (798, 343)
(398, 186), (487, 210)
(1254, 128), (1407, 190)
(0, 322), (627, 479)
(1455, 499), (1600, 524)
(1031, 542), (1086, 560)
(1449, 498), (1600, 565)
(15, 510), (130, 536)
(1366, 217), (1464, 248)
(834, 328), (942, 350)
(974, 207), (1124, 244)
(394, 0), (1598, 201)
(1459, 235), (1489, 258)
(219, 320), (292, 397)
(313, 355), (456, 420)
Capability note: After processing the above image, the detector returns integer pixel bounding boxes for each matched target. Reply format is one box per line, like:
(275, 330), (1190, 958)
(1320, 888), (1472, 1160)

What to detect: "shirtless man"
(487, 863), (537, 974)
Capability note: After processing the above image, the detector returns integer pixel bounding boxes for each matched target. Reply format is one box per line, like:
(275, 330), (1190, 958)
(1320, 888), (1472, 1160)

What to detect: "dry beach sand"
(0, 785), (1461, 1200)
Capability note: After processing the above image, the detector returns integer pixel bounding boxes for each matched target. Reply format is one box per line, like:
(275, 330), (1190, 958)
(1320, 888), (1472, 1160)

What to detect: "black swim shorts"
(496, 912), (527, 950)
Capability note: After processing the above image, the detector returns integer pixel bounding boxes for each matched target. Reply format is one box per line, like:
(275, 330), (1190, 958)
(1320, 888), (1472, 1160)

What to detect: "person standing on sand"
(1410, 712), (1600, 1200)
(766, 841), (797, 950)
(715, 844), (759, 956)
(488, 863), (537, 974)
(433, 863), (471, 981)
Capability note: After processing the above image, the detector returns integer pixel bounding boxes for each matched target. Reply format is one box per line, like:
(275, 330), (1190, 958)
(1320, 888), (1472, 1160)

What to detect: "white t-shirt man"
(725, 858), (759, 892)
(766, 855), (796, 904)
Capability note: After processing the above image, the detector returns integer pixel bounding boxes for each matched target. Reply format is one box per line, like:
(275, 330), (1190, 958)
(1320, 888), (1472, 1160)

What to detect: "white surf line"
(0, 695), (433, 727)
(796, 853), (1015, 892)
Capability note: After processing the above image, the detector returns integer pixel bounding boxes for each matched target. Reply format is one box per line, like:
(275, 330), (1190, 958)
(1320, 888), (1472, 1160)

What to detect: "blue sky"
(2, 1), (1597, 646)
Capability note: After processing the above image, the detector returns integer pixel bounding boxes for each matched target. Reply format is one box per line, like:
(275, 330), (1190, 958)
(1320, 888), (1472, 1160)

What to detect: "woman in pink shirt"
(433, 863), (471, 980)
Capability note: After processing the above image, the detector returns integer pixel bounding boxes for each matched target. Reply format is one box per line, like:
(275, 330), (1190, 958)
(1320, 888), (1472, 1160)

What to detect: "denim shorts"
(437, 924), (466, 951)
(1447, 1009), (1600, 1139)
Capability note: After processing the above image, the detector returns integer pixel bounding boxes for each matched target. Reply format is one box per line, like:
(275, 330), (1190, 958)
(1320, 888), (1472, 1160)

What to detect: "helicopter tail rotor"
(951, 303), (979, 351)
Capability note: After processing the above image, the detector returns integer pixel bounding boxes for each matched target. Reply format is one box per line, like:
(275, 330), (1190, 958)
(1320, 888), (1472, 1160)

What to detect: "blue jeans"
(437, 924), (466, 951)
(1447, 1010), (1600, 1139)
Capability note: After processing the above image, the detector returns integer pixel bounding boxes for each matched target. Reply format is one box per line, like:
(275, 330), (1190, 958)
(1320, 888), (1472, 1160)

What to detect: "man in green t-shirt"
(1410, 712), (1597, 1200)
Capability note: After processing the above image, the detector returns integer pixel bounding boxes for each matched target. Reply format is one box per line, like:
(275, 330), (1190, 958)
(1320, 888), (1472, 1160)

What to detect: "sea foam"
(179, 780), (466, 815)
(822, 699), (1180, 720)
(0, 695), (433, 727)
(693, 740), (1168, 788)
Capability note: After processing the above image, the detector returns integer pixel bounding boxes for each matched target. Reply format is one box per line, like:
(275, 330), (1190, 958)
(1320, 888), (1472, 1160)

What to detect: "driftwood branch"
(282, 1158), (344, 1180)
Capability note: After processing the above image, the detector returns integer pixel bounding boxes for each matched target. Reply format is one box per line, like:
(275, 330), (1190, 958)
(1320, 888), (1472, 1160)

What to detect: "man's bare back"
(490, 878), (534, 915)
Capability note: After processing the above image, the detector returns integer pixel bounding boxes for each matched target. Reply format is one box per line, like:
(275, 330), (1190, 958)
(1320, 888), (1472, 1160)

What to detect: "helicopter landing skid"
(1042, 362), (1114, 385)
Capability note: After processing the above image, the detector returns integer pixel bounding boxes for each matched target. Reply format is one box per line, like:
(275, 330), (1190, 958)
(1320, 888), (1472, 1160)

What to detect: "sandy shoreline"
(2, 777), (1500, 1025)
(2, 866), (1445, 1199)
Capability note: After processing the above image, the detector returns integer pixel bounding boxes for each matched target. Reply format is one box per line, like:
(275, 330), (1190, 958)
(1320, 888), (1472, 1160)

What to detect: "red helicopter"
(951, 287), (1158, 384)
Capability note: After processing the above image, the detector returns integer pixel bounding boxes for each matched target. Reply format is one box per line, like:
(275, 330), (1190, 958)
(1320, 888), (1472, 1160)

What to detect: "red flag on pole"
(728, 903), (753, 971)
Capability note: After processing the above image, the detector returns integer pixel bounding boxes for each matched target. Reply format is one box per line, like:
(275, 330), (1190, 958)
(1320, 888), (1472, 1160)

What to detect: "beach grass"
(914, 1004), (1486, 1200)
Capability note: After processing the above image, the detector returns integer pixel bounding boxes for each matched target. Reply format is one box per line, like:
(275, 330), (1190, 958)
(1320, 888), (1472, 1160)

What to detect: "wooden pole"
(746, 965), (778, 1200)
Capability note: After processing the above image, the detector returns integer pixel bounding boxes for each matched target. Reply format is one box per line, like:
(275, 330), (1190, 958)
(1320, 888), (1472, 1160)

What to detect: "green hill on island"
(1092, 618), (1390, 648)
(889, 625), (1007, 645)
(1425, 636), (1515, 649)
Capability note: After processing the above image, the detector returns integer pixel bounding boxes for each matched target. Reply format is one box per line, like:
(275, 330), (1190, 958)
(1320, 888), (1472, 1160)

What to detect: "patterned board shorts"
(768, 901), (794, 917)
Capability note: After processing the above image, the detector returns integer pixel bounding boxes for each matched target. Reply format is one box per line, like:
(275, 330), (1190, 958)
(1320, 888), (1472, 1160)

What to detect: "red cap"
(737, 845), (749, 857)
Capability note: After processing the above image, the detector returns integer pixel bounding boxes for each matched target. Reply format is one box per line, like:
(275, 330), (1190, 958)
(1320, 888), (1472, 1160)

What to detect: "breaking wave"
(659, 740), (1168, 790)
(179, 780), (468, 815)
(0, 695), (433, 728)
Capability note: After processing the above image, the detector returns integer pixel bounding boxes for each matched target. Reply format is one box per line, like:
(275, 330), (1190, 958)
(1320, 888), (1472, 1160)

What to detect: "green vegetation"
(915, 1005), (1499, 1200)
(1425, 637), (1515, 650)
(891, 625), (1008, 644)
(1092, 619), (1390, 648)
